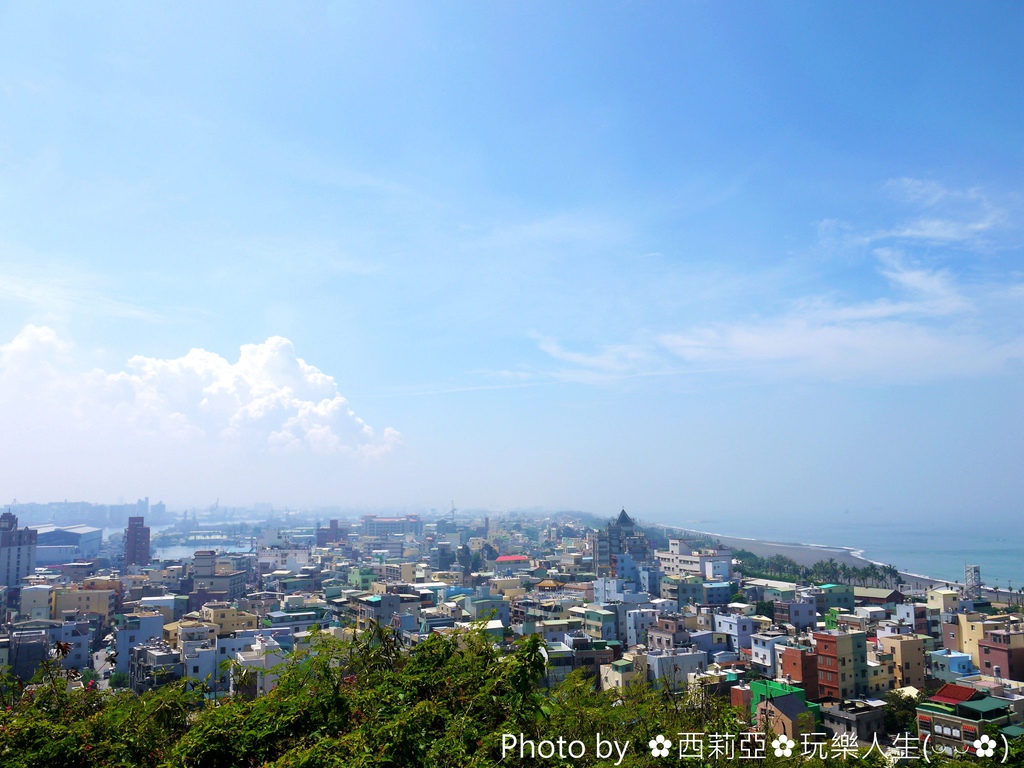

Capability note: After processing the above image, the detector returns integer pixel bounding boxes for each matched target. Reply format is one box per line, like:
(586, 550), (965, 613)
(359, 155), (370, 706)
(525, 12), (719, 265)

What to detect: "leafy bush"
(0, 623), (991, 767)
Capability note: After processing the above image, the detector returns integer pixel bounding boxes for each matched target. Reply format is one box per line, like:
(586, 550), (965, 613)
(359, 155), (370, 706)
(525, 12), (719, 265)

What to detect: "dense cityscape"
(0, 500), (1022, 764)
(2, 3), (1021, 766)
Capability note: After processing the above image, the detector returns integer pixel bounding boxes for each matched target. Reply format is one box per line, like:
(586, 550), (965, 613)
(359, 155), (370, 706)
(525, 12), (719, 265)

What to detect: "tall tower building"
(124, 516), (151, 566)
(587, 509), (650, 570)
(0, 512), (37, 587)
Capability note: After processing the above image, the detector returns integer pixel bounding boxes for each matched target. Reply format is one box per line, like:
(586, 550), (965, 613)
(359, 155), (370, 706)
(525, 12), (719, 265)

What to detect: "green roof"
(1000, 725), (1024, 738)
(959, 697), (1011, 715)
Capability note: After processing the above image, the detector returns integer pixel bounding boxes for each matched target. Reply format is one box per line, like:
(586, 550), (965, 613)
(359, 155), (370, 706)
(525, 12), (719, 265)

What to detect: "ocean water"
(681, 514), (1024, 591)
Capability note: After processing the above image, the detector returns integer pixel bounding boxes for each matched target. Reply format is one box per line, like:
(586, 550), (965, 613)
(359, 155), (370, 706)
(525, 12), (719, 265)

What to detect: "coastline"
(660, 525), (962, 593)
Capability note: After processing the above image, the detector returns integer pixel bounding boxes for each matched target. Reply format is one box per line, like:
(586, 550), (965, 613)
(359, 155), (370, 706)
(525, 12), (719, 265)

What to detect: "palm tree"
(888, 565), (898, 588)
(868, 563), (883, 588)
(889, 565), (904, 589)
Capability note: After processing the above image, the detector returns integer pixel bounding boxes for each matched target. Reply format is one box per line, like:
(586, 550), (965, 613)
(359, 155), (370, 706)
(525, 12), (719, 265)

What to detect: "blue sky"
(0, 4), (1021, 528)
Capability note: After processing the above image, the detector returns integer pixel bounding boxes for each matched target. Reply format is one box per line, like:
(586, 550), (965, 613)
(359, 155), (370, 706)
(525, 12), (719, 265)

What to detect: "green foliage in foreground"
(0, 625), (1016, 767)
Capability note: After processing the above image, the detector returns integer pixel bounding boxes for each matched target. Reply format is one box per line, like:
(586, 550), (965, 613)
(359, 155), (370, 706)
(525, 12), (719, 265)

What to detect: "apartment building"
(124, 516), (151, 567)
(779, 644), (819, 699)
(880, 634), (927, 689)
(233, 634), (285, 696)
(0, 513), (37, 588)
(655, 539), (732, 580)
(50, 587), (115, 630)
(199, 602), (259, 635)
(111, 610), (166, 673)
(976, 626), (1024, 681)
(355, 592), (401, 631)
(774, 599), (817, 631)
(943, 612), (1006, 669)
(647, 613), (689, 651)
(713, 612), (756, 652)
(129, 642), (184, 693)
(813, 629), (868, 700)
(750, 630), (789, 677)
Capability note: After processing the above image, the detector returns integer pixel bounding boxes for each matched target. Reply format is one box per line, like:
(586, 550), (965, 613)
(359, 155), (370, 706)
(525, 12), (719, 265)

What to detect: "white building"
(636, 648), (709, 690)
(233, 634), (286, 696)
(750, 630), (789, 676)
(625, 608), (659, 647)
(19, 584), (52, 620)
(655, 539), (732, 580)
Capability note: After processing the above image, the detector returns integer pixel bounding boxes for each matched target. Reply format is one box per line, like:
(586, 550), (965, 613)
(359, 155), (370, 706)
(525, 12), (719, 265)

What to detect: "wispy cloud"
(536, 203), (1024, 384)
(875, 178), (1005, 246)
(660, 320), (1022, 382)
(884, 177), (951, 207)
(654, 251), (1021, 381)
(818, 179), (1012, 254)
(534, 335), (651, 373)
(0, 261), (159, 321)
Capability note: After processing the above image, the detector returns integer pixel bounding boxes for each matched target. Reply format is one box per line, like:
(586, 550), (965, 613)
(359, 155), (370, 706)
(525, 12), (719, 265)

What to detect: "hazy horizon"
(1, 6), (1021, 527)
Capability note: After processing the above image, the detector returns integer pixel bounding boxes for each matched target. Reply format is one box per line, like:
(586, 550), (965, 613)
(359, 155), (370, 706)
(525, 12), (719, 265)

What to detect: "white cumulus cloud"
(0, 327), (401, 458)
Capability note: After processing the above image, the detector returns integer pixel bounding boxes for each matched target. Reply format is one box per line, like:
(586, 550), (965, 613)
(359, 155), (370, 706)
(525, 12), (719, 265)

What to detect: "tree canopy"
(0, 623), (1005, 767)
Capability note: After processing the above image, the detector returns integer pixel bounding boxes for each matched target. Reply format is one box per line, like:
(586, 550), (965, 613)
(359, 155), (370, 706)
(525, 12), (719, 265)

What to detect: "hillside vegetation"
(0, 626), (1007, 767)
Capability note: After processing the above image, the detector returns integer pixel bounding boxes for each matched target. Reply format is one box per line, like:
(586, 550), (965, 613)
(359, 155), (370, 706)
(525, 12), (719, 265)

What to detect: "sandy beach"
(663, 526), (963, 594)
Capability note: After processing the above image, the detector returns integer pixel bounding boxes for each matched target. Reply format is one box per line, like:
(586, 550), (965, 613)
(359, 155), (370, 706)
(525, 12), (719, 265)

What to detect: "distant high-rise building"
(192, 550), (216, 578)
(124, 516), (151, 566)
(588, 509), (651, 570)
(315, 519), (347, 547)
(0, 512), (37, 587)
(361, 514), (423, 537)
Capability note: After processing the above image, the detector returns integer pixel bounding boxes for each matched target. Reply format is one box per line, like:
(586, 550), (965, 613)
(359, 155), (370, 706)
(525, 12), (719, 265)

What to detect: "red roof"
(931, 683), (979, 705)
(495, 555), (529, 562)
